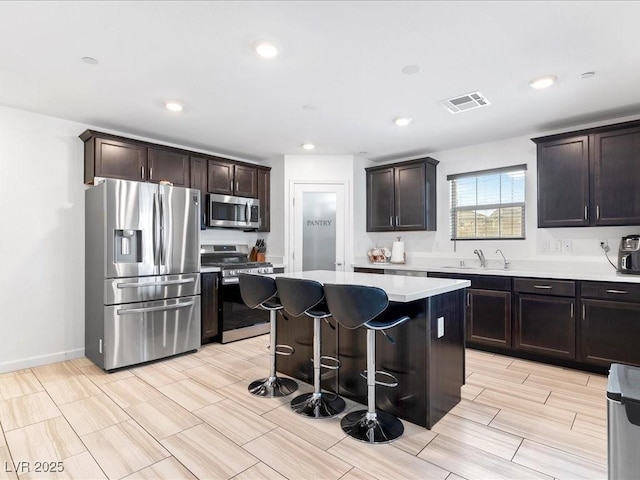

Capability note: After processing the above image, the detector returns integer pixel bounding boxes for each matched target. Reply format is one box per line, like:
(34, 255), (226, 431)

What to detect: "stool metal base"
(290, 392), (346, 418)
(340, 410), (404, 443)
(248, 376), (298, 398)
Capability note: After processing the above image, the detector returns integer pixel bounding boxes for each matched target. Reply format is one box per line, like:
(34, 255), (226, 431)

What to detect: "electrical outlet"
(542, 240), (550, 252)
(599, 239), (611, 253)
(553, 240), (562, 253)
(562, 240), (573, 252)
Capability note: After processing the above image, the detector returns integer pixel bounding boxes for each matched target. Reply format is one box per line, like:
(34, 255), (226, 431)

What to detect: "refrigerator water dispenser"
(114, 229), (142, 263)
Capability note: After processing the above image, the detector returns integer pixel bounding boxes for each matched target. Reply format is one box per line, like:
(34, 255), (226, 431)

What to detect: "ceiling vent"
(439, 91), (491, 114)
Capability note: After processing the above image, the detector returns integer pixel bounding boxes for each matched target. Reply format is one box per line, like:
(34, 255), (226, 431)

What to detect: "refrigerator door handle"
(116, 278), (195, 288)
(152, 193), (160, 266)
(117, 301), (195, 315)
(159, 192), (165, 266)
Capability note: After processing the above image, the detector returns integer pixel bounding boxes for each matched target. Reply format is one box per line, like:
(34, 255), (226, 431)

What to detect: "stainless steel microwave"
(207, 193), (260, 229)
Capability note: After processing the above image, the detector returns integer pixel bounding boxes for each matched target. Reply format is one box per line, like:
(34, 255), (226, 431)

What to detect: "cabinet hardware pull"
(597, 205), (600, 220)
(236, 181), (239, 192)
(396, 216), (399, 227)
(230, 180), (233, 191)
(389, 216), (393, 227)
(141, 166), (145, 179)
(533, 285), (552, 289)
(570, 303), (574, 318)
(582, 304), (586, 319)
(584, 205), (588, 220)
(466, 292), (471, 307)
(606, 289), (628, 294)
(149, 167), (153, 180)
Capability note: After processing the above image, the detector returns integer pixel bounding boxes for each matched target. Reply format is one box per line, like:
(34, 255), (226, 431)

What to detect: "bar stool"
(238, 273), (298, 397)
(275, 277), (346, 418)
(323, 283), (411, 443)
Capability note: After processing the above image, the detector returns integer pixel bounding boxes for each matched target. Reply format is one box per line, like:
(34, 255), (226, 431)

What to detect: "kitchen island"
(273, 270), (470, 429)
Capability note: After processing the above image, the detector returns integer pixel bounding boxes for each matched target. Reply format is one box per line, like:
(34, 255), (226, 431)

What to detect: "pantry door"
(292, 182), (346, 272)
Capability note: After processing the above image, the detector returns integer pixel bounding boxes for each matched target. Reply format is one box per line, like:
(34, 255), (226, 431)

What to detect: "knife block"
(249, 247), (258, 261)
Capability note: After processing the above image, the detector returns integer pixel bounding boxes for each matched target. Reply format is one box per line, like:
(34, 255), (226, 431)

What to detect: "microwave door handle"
(245, 202), (250, 225)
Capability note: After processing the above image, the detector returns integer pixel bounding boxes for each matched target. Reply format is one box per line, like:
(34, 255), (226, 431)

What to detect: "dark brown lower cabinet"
(581, 299), (640, 367)
(514, 294), (575, 359)
(467, 289), (512, 348)
(201, 273), (219, 343)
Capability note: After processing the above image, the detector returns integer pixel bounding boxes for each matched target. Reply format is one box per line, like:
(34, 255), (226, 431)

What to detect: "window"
(448, 164), (526, 240)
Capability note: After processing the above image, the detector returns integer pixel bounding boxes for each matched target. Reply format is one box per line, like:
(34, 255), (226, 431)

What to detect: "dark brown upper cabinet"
(82, 133), (147, 184)
(207, 159), (257, 198)
(147, 148), (190, 187)
(257, 167), (270, 232)
(366, 157), (438, 232)
(533, 119), (640, 228)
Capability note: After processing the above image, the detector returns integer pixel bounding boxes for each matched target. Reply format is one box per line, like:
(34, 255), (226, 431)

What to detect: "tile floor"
(0, 337), (607, 479)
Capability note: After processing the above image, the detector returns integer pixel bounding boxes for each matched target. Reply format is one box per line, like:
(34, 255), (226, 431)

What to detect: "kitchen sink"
(438, 265), (505, 272)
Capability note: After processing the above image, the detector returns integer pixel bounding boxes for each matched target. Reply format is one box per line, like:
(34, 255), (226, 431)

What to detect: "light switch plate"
(554, 240), (562, 253)
(437, 316), (444, 338)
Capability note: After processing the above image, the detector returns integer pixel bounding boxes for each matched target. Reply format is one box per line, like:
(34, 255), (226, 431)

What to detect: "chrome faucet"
(496, 249), (510, 270)
(473, 249), (486, 268)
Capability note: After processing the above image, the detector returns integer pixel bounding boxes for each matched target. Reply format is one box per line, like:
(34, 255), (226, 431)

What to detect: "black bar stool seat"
(239, 273), (298, 398)
(276, 277), (346, 418)
(324, 283), (411, 443)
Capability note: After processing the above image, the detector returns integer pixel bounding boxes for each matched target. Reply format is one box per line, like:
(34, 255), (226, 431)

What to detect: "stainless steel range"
(201, 244), (274, 343)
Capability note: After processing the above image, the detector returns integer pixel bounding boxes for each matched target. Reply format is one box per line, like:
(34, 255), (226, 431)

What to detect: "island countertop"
(271, 270), (470, 302)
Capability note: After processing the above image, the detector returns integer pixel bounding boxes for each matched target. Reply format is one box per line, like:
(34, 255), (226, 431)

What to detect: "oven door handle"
(221, 277), (239, 285)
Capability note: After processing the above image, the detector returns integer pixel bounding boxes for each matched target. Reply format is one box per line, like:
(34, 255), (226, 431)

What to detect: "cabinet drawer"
(581, 281), (640, 302)
(514, 278), (575, 297)
(429, 273), (510, 291)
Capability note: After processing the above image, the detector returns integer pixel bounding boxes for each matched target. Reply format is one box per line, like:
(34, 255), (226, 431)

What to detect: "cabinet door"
(147, 148), (190, 187)
(366, 167), (395, 231)
(395, 162), (427, 230)
(234, 165), (258, 198)
(537, 136), (590, 227)
(208, 159), (234, 195)
(581, 299), (640, 367)
(190, 156), (208, 228)
(257, 168), (270, 231)
(467, 289), (512, 348)
(594, 127), (640, 225)
(514, 294), (575, 359)
(201, 273), (219, 342)
(95, 137), (147, 182)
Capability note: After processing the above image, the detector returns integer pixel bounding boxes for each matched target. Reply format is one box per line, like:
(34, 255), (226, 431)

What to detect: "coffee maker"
(618, 235), (640, 274)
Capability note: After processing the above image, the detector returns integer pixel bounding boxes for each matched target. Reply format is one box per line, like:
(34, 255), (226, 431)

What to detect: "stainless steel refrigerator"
(85, 178), (201, 371)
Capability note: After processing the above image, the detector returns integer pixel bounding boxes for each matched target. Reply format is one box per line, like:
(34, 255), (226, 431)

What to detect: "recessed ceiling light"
(80, 56), (99, 65)
(528, 75), (558, 89)
(394, 117), (412, 127)
(402, 64), (421, 75)
(580, 71), (596, 79)
(302, 143), (315, 150)
(165, 102), (183, 112)
(254, 41), (278, 58)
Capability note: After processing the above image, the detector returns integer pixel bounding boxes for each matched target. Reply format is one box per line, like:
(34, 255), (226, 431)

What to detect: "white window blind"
(448, 165), (526, 240)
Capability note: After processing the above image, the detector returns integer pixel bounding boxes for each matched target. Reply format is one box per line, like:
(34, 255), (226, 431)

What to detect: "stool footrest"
(359, 369), (399, 388)
(319, 355), (341, 371)
(274, 344), (295, 356)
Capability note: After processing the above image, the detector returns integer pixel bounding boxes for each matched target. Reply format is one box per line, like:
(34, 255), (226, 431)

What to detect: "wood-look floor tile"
(195, 399), (276, 445)
(162, 353), (206, 372)
(245, 428), (351, 480)
(339, 468), (375, 480)
(446, 398), (499, 425)
(506, 359), (590, 386)
(183, 364), (243, 391)
(587, 374), (608, 391)
(512, 439), (606, 479)
(474, 389), (576, 427)
(216, 341), (266, 361)
(0, 371), (43, 402)
(68, 357), (94, 369)
(571, 414), (606, 440)
(392, 420), (438, 456)
(130, 362), (188, 388)
(460, 383), (483, 401)
(465, 350), (514, 368)
(466, 372), (551, 404)
(99, 376), (163, 409)
(82, 420), (170, 479)
(202, 352), (258, 373)
(58, 393), (129, 437)
(328, 436), (448, 480)
(215, 381), (291, 415)
(431, 413), (523, 460)
(157, 379), (225, 411)
(123, 456), (196, 480)
(525, 375), (604, 399)
(5, 416), (85, 464)
(79, 363), (134, 385)
(21, 451), (107, 480)
(466, 362), (530, 383)
(262, 402), (346, 450)
(126, 396), (202, 440)
(445, 474), (467, 480)
(162, 423), (258, 479)
(236, 365), (276, 381)
(233, 462), (287, 480)
(0, 391), (61, 431)
(489, 409), (607, 463)
(418, 434), (551, 480)
(0, 446), (17, 480)
(545, 391), (607, 420)
(42, 375), (102, 405)
(31, 362), (81, 384)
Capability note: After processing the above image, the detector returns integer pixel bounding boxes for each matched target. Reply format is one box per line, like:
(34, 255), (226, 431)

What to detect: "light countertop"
(271, 269), (470, 303)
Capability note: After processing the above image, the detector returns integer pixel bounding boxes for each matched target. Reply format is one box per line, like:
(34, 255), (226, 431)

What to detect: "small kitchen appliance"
(618, 235), (640, 274)
(390, 236), (405, 264)
(207, 193), (260, 229)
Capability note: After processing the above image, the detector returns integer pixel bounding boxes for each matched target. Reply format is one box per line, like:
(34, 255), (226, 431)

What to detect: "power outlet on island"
(562, 240), (573, 252)
(437, 317), (445, 338)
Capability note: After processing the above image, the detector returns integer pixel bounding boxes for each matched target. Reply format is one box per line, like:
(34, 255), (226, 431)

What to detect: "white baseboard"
(0, 348), (85, 374)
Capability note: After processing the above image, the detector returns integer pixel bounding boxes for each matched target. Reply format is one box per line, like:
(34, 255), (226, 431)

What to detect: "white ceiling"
(1, 1), (640, 163)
